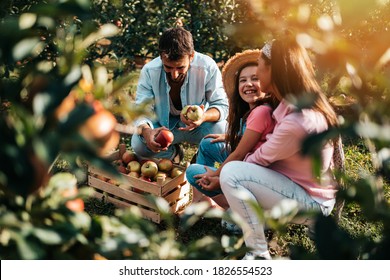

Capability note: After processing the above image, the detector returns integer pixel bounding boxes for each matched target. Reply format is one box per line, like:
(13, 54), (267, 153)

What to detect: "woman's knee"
(199, 137), (224, 154)
(220, 161), (241, 191)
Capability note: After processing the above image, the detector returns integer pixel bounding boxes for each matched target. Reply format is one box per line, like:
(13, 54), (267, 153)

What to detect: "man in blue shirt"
(131, 27), (228, 161)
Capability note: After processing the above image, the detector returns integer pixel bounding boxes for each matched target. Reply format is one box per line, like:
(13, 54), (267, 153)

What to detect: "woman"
(220, 37), (339, 259)
(186, 49), (278, 209)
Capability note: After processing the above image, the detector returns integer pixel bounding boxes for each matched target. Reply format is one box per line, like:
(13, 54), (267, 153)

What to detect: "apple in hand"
(141, 160), (159, 178)
(155, 129), (174, 148)
(181, 105), (204, 121)
(158, 158), (173, 172)
(127, 160), (141, 173)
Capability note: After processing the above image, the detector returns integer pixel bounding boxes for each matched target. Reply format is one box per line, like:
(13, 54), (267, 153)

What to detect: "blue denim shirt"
(134, 52), (229, 129)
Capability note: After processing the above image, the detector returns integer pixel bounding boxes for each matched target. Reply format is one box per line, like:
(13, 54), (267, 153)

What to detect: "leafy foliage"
(1, 0), (390, 260)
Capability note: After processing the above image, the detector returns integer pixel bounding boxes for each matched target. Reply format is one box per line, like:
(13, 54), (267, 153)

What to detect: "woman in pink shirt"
(220, 37), (339, 260)
(186, 50), (278, 210)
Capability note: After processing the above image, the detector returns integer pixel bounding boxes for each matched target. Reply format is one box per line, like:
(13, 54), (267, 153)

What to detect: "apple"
(155, 129), (174, 148)
(107, 179), (119, 186)
(154, 171), (167, 181)
(181, 105), (204, 121)
(158, 158), (173, 172)
(96, 174), (108, 181)
(62, 185), (84, 212)
(128, 171), (140, 178)
(117, 164), (128, 174)
(113, 160), (127, 174)
(122, 150), (137, 164)
(141, 160), (159, 178)
(171, 167), (183, 178)
(127, 160), (141, 173)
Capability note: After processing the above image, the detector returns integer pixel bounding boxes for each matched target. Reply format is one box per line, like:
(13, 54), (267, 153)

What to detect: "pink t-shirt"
(245, 100), (337, 201)
(246, 105), (275, 152)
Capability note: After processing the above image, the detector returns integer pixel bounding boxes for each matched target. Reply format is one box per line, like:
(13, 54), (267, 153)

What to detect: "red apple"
(122, 150), (137, 164)
(117, 165), (128, 174)
(107, 179), (119, 186)
(141, 160), (159, 178)
(62, 186), (84, 212)
(140, 176), (152, 182)
(127, 160), (141, 173)
(155, 129), (174, 148)
(158, 158), (173, 172)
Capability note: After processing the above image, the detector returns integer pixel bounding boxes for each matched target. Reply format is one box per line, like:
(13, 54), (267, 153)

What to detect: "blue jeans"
(185, 137), (229, 197)
(131, 118), (227, 160)
(220, 161), (333, 258)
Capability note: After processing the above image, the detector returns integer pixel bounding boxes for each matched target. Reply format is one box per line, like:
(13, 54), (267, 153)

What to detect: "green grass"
(81, 135), (390, 259)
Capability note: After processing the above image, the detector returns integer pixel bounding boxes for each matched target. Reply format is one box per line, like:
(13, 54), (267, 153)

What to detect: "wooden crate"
(87, 146), (191, 223)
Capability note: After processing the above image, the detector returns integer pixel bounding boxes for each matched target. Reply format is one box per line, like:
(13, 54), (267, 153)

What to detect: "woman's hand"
(204, 133), (226, 143)
(194, 166), (220, 191)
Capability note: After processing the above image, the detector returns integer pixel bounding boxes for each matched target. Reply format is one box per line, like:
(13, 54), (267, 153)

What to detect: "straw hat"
(222, 49), (261, 97)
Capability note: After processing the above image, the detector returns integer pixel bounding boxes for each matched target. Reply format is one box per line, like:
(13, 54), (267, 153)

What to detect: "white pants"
(220, 161), (332, 257)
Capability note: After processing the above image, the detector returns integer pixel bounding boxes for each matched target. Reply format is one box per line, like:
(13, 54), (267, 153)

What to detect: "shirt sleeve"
(245, 116), (307, 166)
(246, 106), (273, 133)
(134, 66), (156, 128)
(204, 63), (229, 121)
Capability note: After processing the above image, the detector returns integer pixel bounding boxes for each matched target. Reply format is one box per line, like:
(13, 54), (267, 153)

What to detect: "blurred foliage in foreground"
(1, 0), (390, 259)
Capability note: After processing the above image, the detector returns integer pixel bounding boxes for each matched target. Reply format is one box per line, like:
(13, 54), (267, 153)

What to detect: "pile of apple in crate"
(88, 144), (191, 223)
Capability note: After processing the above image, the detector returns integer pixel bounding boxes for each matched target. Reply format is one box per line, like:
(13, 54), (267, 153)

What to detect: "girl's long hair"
(267, 37), (338, 128)
(225, 63), (278, 152)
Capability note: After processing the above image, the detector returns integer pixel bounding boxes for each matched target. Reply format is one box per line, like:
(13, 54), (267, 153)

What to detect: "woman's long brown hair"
(267, 37), (338, 128)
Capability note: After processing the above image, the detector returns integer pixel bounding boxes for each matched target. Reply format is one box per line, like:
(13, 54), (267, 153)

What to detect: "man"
(131, 27), (228, 161)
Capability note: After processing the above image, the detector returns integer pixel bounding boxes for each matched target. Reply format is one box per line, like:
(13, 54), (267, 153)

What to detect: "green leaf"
(14, 232), (45, 259)
(12, 38), (44, 61)
(32, 227), (64, 245)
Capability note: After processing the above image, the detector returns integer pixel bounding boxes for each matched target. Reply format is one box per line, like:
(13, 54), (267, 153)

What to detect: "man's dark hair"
(158, 27), (194, 60)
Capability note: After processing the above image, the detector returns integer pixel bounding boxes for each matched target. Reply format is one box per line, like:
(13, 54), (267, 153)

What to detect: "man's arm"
(204, 63), (229, 121)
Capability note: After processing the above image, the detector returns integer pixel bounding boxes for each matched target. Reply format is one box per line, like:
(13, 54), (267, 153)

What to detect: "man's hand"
(179, 104), (205, 131)
(142, 126), (170, 153)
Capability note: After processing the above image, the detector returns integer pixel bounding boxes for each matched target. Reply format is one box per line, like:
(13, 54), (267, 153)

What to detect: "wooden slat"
(170, 194), (190, 213)
(164, 181), (191, 203)
(89, 176), (157, 210)
(92, 191), (161, 223)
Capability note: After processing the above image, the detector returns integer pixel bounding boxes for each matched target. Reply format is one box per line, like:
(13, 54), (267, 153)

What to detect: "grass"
(80, 135), (390, 259)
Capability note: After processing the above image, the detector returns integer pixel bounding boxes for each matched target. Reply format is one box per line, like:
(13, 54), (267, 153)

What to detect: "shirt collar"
(273, 99), (297, 122)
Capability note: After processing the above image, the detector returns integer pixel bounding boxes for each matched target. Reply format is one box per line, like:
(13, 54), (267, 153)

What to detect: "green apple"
(181, 105), (203, 121)
(141, 160), (159, 178)
(127, 160), (141, 173)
